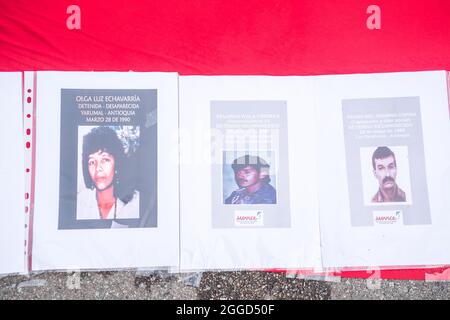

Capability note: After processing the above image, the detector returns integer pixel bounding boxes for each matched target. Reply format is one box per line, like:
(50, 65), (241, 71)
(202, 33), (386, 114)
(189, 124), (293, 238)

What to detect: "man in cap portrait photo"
(225, 155), (277, 205)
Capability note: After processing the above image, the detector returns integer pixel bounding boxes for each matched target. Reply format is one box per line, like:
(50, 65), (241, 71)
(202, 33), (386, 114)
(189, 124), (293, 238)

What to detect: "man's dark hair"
(231, 155), (271, 183)
(82, 126), (134, 203)
(372, 146), (396, 170)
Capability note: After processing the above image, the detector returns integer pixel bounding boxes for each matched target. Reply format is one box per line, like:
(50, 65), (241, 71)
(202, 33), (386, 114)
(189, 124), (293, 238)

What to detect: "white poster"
(179, 76), (322, 271)
(31, 72), (179, 271)
(316, 71), (450, 268)
(0, 73), (26, 275)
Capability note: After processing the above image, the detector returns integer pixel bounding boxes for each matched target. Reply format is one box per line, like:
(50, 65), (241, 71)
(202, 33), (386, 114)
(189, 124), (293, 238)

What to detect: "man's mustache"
(382, 176), (395, 184)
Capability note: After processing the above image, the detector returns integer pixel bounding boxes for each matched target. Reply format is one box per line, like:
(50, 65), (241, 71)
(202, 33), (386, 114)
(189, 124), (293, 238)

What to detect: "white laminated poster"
(30, 72), (179, 271)
(0, 73), (26, 275)
(316, 71), (450, 268)
(179, 76), (322, 271)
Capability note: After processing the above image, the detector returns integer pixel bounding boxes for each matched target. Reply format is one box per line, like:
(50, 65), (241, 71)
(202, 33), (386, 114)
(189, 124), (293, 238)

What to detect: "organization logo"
(234, 210), (264, 227)
(373, 210), (403, 225)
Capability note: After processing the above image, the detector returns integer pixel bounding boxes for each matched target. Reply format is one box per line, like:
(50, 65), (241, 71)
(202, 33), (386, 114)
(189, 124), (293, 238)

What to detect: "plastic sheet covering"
(3, 70), (450, 280)
(316, 71), (450, 269)
(178, 71), (450, 278)
(179, 75), (322, 271)
(0, 0), (449, 280)
(1, 1), (449, 74)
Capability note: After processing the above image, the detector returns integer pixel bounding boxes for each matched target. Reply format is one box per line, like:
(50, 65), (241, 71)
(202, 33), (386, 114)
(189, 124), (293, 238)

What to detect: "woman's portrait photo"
(76, 126), (140, 221)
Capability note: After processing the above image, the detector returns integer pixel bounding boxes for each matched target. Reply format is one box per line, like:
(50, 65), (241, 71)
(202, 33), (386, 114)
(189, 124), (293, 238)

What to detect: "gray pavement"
(1, 270), (450, 300)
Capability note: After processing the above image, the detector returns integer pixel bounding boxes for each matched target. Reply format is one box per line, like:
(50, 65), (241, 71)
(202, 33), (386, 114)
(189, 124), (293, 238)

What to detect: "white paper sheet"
(0, 72), (26, 275)
(316, 71), (450, 268)
(179, 76), (322, 271)
(31, 72), (179, 271)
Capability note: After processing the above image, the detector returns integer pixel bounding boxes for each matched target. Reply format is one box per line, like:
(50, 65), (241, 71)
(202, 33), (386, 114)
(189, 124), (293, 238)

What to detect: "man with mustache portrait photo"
(76, 126), (140, 224)
(224, 155), (277, 205)
(371, 146), (406, 203)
